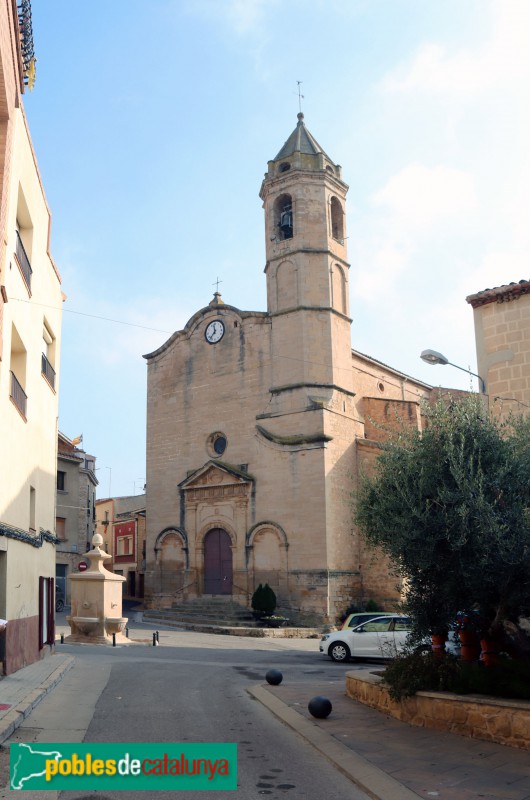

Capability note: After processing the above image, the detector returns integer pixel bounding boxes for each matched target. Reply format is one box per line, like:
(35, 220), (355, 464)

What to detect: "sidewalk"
(0, 654), (74, 743)
(250, 680), (530, 800)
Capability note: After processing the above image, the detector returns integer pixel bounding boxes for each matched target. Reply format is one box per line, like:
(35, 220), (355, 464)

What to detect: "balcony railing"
(10, 371), (27, 417)
(15, 230), (32, 290)
(41, 352), (55, 389)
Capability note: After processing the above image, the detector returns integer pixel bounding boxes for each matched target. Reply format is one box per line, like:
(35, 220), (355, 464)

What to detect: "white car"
(320, 615), (413, 662)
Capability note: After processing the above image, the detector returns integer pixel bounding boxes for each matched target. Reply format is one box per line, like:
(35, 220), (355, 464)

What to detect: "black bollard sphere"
(265, 669), (283, 686)
(308, 696), (332, 719)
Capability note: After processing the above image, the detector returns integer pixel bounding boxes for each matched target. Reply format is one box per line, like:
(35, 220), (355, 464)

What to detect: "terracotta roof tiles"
(466, 279), (530, 308)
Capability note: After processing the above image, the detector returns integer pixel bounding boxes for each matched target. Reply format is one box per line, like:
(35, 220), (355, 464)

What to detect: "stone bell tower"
(256, 115), (359, 619)
(259, 113), (353, 399)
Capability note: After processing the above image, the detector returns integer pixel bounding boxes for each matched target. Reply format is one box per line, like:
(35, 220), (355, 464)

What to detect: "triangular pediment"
(179, 461), (253, 490)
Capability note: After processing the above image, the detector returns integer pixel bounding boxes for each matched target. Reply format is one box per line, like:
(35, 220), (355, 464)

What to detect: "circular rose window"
(207, 432), (227, 457)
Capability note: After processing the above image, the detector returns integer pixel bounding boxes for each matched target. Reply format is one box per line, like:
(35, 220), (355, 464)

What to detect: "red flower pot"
(458, 630), (480, 662)
(480, 638), (500, 667)
(431, 633), (447, 657)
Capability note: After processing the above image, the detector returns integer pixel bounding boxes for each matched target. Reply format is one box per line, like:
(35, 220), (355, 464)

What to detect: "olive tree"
(354, 397), (530, 640)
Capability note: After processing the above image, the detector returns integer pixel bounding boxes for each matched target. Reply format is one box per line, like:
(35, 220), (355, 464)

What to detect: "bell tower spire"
(259, 115), (352, 395)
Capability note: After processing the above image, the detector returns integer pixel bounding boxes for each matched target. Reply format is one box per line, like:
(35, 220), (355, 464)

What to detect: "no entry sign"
(78, 561), (88, 572)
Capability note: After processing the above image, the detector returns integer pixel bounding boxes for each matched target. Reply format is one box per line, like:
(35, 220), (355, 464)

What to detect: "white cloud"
(381, 43), (485, 96)
(372, 163), (478, 232)
(381, 0), (530, 98)
(183, 0), (278, 35)
(461, 251), (530, 296)
(225, 0), (274, 34)
(351, 164), (479, 310)
(354, 243), (411, 301)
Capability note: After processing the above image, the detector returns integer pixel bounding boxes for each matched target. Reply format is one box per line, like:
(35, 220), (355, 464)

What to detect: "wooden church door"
(203, 528), (232, 595)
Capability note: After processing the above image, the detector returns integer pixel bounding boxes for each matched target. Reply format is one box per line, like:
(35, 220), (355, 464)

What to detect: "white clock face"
(205, 319), (225, 344)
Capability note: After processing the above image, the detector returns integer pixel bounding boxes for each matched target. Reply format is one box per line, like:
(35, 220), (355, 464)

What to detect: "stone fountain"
(66, 532), (129, 645)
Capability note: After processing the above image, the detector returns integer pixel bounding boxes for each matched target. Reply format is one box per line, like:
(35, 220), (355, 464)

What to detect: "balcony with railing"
(17, 0), (37, 91)
(10, 371), (27, 418)
(41, 352), (56, 389)
(15, 230), (32, 290)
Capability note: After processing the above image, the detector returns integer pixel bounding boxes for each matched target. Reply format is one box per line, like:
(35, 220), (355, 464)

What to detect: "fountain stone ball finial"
(92, 532), (104, 548)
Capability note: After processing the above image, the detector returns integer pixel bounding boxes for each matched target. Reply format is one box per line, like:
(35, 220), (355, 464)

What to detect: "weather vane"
(296, 81), (304, 113)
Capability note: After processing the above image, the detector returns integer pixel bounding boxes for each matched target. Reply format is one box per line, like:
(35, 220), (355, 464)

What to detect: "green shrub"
(261, 583), (276, 616)
(382, 651), (460, 701)
(251, 583), (276, 615)
(338, 598), (383, 624)
(449, 658), (530, 700)
(251, 584), (264, 612)
(382, 650), (530, 702)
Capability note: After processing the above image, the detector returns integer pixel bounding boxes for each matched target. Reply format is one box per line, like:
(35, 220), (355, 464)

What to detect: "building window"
(213, 436), (227, 455)
(207, 431), (227, 458)
(15, 187), (34, 292)
(55, 517), (66, 540)
(57, 471), (66, 491)
(330, 196), (344, 241)
(38, 576), (54, 649)
(41, 320), (56, 389)
(117, 536), (132, 556)
(9, 324), (27, 418)
(15, 229), (32, 290)
(29, 486), (36, 533)
(274, 194), (293, 240)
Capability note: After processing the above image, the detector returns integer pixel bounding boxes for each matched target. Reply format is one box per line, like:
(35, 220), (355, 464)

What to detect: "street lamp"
(420, 349), (486, 393)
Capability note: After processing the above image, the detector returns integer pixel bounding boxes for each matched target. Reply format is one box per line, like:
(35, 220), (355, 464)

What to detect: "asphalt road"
(1, 621), (373, 800)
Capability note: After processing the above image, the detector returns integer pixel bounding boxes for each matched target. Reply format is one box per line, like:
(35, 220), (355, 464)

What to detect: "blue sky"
(24, 0), (530, 497)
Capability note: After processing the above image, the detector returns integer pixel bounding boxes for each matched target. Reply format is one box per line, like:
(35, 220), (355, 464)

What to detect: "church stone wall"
(347, 355), (432, 611)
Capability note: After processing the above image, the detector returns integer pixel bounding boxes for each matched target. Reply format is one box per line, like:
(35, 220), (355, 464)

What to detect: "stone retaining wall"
(346, 670), (530, 750)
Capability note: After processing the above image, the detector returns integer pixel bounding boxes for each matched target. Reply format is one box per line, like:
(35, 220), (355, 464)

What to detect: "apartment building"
(96, 495), (146, 600)
(0, 0), (63, 674)
(55, 433), (97, 604)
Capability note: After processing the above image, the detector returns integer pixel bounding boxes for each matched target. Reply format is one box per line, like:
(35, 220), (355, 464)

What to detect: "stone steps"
(145, 598), (256, 628)
(142, 610), (321, 639)
(148, 609), (255, 627)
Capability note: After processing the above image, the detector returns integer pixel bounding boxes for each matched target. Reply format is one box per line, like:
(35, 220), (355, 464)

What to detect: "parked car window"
(393, 617), (411, 631)
(361, 619), (393, 632)
(342, 612), (388, 629)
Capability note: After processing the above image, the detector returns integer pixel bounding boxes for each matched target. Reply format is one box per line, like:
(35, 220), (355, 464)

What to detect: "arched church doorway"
(203, 528), (232, 595)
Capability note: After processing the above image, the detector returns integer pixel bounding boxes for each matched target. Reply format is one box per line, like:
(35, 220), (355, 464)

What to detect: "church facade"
(144, 115), (432, 622)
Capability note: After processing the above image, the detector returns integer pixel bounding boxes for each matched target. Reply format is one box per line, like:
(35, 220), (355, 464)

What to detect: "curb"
(0, 655), (75, 744)
(248, 684), (421, 800)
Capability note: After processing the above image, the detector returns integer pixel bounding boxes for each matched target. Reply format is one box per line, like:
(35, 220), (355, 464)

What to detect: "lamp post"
(420, 349), (486, 393)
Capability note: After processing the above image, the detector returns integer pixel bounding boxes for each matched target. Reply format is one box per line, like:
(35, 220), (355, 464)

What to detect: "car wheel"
(55, 599), (64, 612)
(329, 641), (351, 662)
